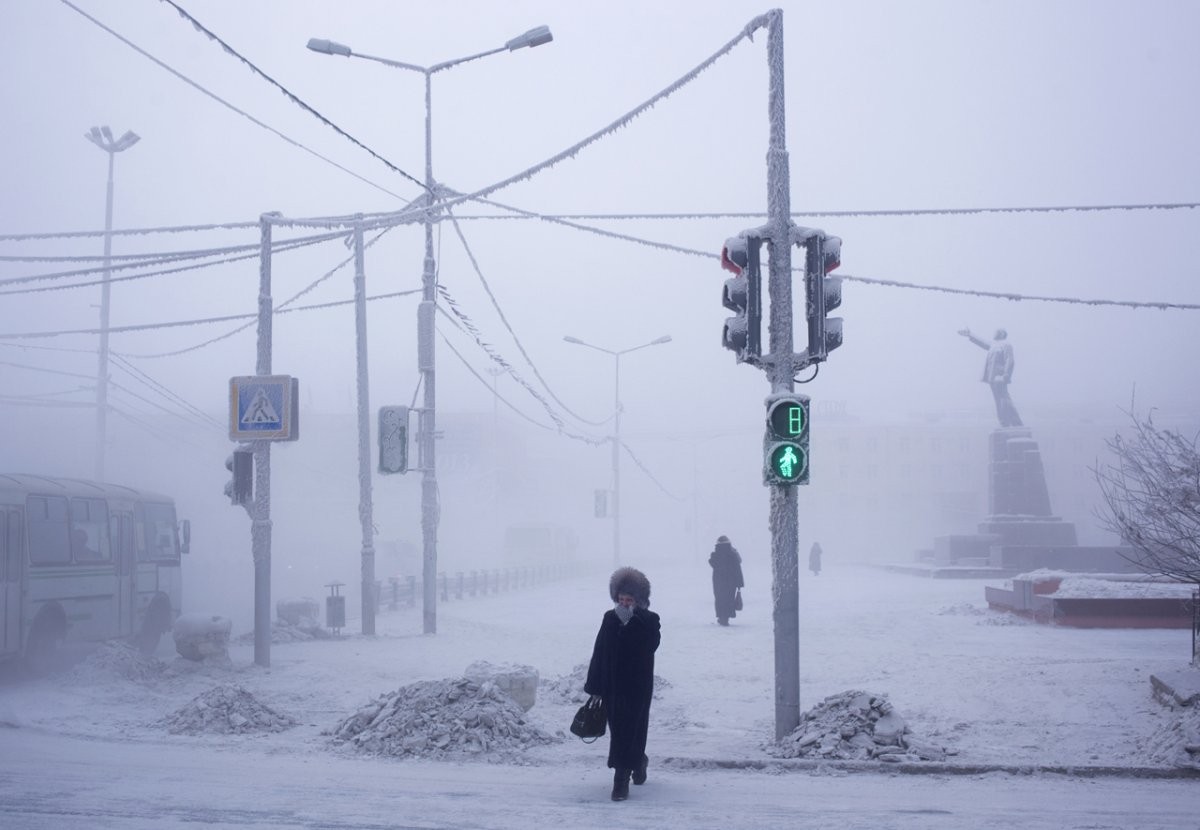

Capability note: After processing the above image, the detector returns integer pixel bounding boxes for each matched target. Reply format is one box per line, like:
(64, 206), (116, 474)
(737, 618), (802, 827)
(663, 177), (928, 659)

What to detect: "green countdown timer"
(768, 442), (808, 481)
(768, 400), (807, 438)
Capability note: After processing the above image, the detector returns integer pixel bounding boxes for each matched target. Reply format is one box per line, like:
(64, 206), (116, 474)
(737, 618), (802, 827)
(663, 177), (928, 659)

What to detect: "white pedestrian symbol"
(242, 388), (280, 425)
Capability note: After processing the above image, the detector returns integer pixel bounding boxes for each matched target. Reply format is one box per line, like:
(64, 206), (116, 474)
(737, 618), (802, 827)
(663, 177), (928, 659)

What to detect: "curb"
(658, 756), (1200, 780)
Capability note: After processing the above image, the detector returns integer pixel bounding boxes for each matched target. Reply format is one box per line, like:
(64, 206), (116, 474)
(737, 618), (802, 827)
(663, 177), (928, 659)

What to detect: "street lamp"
(307, 26), (552, 635)
(562, 334), (672, 567)
(84, 125), (139, 482)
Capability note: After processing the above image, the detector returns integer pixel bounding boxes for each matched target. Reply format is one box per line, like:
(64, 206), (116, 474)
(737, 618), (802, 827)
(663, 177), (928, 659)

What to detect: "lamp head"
(307, 38), (352, 57)
(506, 25), (553, 51)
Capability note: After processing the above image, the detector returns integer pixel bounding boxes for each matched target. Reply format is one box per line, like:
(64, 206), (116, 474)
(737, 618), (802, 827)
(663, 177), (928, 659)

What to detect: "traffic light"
(224, 446), (253, 505)
(803, 232), (843, 363)
(764, 394), (810, 485)
(378, 406), (409, 474)
(720, 234), (762, 363)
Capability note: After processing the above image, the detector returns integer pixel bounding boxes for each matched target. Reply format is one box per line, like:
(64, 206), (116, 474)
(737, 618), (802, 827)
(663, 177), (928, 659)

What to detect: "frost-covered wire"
(447, 202), (1200, 221)
(0, 219), (260, 243)
(842, 272), (1200, 311)
(0, 360), (94, 381)
(153, 0), (425, 191)
(620, 441), (683, 502)
(436, 327), (606, 447)
(0, 230), (346, 292)
(443, 207), (610, 427)
(118, 227), (400, 358)
(56, 0), (413, 200)
(436, 289), (611, 445)
(110, 354), (224, 429)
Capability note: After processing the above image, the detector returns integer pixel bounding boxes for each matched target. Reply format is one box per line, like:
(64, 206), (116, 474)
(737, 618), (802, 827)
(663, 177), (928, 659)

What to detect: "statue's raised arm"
(958, 328), (989, 350)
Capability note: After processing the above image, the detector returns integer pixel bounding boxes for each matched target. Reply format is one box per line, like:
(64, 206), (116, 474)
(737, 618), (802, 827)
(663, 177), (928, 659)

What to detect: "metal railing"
(376, 563), (579, 612)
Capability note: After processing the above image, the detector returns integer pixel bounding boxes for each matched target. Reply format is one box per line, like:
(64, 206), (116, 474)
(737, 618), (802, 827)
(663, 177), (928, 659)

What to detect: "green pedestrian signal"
(764, 395), (810, 485)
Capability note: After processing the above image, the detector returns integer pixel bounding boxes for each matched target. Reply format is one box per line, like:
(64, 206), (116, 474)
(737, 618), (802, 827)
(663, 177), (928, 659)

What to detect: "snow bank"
(769, 690), (952, 762)
(160, 684), (298, 735)
(67, 641), (164, 685)
(330, 677), (558, 761)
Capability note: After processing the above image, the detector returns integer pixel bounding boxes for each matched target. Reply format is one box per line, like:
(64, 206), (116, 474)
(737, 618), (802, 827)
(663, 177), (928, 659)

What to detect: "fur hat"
(717, 535), (730, 543)
(609, 567), (651, 609)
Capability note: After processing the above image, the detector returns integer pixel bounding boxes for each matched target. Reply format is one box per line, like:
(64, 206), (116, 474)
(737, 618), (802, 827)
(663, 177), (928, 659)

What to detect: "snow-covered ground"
(1, 561), (1197, 828)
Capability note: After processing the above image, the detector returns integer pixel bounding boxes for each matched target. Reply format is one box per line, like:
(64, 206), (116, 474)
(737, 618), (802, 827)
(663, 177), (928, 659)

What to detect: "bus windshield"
(141, 502), (179, 560)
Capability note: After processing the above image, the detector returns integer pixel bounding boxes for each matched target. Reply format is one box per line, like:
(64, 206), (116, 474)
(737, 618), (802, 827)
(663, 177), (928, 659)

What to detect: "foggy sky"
(2, 1), (1198, 624)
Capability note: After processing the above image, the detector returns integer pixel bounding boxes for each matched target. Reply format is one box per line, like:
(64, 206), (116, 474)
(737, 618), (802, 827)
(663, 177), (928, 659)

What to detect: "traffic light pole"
(763, 10), (801, 741)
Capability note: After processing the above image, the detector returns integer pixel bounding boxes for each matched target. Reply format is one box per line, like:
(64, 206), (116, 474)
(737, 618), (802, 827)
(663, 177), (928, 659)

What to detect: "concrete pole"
(764, 9), (801, 741)
(419, 71), (440, 636)
(95, 151), (115, 482)
(85, 127), (138, 481)
(352, 220), (376, 635)
(612, 354), (622, 568)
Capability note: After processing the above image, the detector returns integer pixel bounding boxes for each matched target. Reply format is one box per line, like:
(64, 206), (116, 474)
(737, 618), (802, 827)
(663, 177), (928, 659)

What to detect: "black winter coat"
(709, 541), (745, 619)
(584, 607), (661, 770)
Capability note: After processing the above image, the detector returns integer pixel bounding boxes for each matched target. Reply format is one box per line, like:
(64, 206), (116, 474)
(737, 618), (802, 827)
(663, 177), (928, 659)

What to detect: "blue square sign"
(229, 375), (297, 441)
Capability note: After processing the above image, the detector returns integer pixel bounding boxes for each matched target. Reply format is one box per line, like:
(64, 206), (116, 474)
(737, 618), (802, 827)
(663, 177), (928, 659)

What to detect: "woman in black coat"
(709, 535), (745, 626)
(584, 567), (660, 802)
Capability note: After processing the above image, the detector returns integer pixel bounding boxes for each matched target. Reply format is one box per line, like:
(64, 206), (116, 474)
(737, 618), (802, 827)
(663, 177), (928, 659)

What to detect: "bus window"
(5, 511), (20, 581)
(70, 497), (110, 562)
(141, 502), (179, 561)
(0, 512), (5, 581)
(28, 496), (70, 565)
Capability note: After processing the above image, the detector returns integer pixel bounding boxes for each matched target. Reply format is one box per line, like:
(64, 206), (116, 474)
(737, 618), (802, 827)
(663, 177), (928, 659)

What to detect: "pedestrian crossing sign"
(229, 375), (298, 441)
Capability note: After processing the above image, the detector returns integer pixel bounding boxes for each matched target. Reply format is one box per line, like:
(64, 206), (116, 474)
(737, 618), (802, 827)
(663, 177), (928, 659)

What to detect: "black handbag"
(570, 696), (607, 742)
(734, 589), (743, 611)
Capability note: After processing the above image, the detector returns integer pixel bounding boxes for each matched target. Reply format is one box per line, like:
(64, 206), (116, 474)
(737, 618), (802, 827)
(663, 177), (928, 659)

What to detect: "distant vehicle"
(0, 474), (190, 673)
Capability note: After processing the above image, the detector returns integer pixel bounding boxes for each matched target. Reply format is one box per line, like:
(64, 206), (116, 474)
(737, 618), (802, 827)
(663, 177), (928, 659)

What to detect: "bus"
(0, 474), (190, 673)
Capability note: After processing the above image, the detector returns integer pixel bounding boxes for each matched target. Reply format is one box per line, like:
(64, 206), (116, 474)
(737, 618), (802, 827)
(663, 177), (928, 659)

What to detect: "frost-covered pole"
(84, 126), (139, 481)
(352, 220), (376, 636)
(253, 213), (275, 668)
(764, 8), (801, 741)
(419, 69), (441, 636)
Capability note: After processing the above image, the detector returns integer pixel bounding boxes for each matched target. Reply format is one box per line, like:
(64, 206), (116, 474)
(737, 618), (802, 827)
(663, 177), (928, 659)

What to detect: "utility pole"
(763, 11), (801, 741)
(85, 126), (139, 481)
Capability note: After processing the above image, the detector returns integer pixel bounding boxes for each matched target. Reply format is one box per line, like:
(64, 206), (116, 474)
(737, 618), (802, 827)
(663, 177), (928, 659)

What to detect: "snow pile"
(770, 690), (952, 762)
(1052, 577), (1195, 599)
(173, 614), (232, 661)
(330, 677), (558, 761)
(464, 661), (538, 711)
(233, 618), (331, 645)
(68, 642), (163, 685)
(160, 684), (298, 735)
(540, 663), (590, 705)
(1145, 704), (1200, 769)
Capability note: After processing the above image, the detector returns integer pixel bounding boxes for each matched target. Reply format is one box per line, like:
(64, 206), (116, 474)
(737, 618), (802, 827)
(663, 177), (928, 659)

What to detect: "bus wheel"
(24, 623), (61, 677)
(134, 623), (163, 655)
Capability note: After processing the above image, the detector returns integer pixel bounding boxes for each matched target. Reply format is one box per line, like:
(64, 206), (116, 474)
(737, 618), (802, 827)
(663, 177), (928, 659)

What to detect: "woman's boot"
(611, 768), (631, 801)
(632, 754), (648, 785)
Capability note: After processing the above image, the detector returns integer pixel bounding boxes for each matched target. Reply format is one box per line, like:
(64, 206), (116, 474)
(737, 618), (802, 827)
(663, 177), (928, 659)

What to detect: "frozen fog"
(2, 0), (1200, 826)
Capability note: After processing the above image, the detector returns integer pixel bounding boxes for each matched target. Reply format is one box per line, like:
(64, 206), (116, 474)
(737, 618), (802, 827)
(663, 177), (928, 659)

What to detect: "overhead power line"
(153, 0), (426, 191)
(56, 0), (413, 200)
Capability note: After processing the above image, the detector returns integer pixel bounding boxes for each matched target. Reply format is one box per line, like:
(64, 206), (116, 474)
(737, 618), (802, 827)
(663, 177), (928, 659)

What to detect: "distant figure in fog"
(72, 528), (101, 559)
(708, 535), (744, 626)
(809, 542), (823, 576)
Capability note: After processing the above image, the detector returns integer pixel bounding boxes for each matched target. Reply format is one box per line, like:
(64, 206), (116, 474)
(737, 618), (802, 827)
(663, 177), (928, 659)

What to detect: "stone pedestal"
(912, 427), (1138, 575)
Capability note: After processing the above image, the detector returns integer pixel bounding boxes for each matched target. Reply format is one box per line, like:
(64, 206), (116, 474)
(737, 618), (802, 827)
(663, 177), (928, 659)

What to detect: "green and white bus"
(0, 473), (190, 673)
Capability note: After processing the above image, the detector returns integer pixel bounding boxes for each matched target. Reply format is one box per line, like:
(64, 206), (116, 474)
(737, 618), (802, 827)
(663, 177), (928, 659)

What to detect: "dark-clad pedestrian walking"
(584, 567), (660, 802)
(709, 535), (744, 626)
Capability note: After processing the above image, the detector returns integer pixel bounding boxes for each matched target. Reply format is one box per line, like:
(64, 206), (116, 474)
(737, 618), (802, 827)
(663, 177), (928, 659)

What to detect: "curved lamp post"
(563, 334), (672, 566)
(307, 26), (552, 634)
